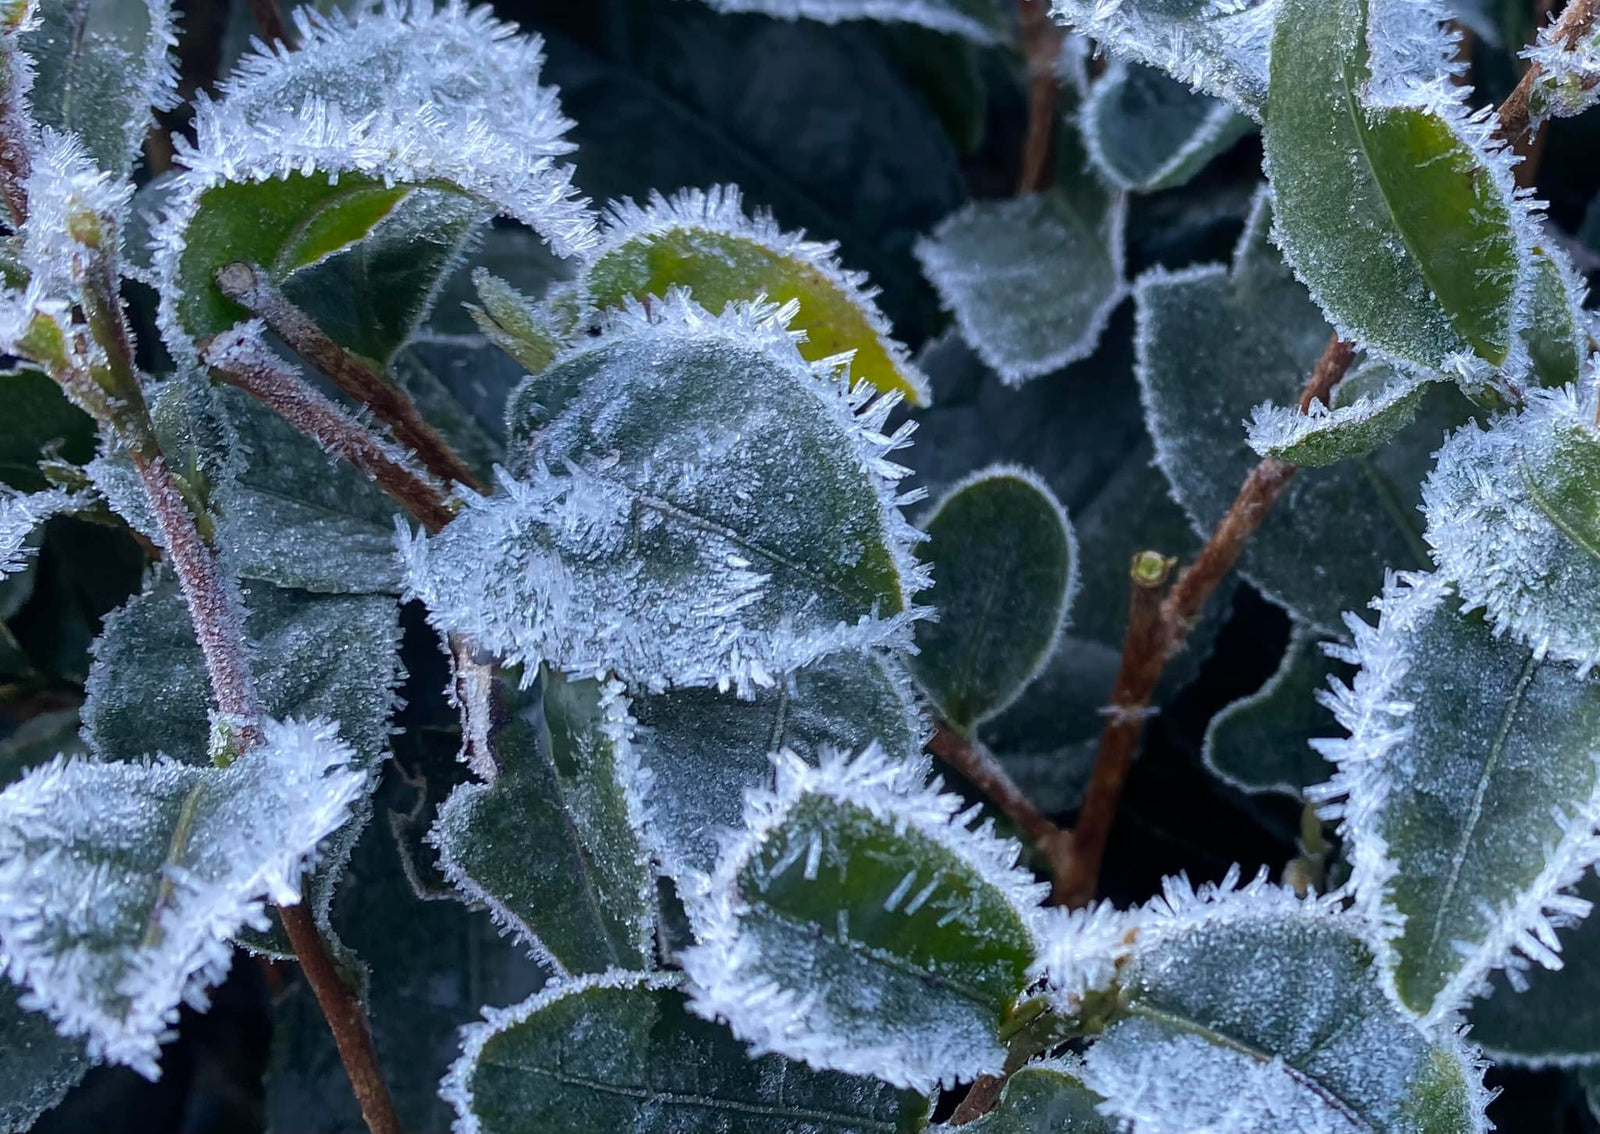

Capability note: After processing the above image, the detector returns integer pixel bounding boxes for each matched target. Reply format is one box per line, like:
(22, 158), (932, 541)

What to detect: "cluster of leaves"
(1, 0), (1599, 1131)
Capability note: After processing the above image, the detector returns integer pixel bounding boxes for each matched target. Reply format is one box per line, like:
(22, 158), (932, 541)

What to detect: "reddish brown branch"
(246, 0), (298, 50)
(1017, 0), (1064, 195)
(215, 262), (484, 494)
(1496, 0), (1600, 182)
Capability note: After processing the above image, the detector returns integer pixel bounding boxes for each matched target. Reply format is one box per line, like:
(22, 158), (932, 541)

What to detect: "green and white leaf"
(444, 970), (931, 1134)
(0, 486), (84, 579)
(1261, 0), (1536, 382)
(910, 465), (1077, 731)
(932, 1058), (1114, 1133)
(1424, 383), (1600, 672)
(467, 270), (569, 377)
(0, 717), (366, 1077)
(692, 0), (1010, 44)
(1078, 871), (1491, 1133)
(0, 989), (85, 1134)
(1524, 244), (1589, 389)
(1079, 60), (1253, 193)
(1048, 0), (1278, 116)
(404, 295), (930, 696)
(680, 745), (1047, 1092)
(429, 669), (656, 977)
(585, 185), (929, 404)
(1246, 358), (1437, 466)
(915, 173), (1126, 386)
(632, 649), (927, 880)
(1312, 571), (1600, 1020)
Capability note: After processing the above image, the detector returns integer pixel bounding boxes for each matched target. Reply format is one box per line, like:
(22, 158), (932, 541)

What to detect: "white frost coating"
(1309, 572), (1600, 1021)
(1519, 17), (1600, 132)
(441, 968), (680, 1134)
(152, 0), (593, 362)
(692, 0), (1008, 45)
(1079, 58), (1249, 193)
(1028, 900), (1133, 1008)
(680, 743), (1047, 1092)
(402, 295), (931, 696)
(22, 129), (134, 291)
(1245, 363), (1432, 464)
(589, 185), (930, 405)
(0, 487), (82, 576)
(1049, 0), (1278, 118)
(1424, 384), (1600, 671)
(0, 717), (365, 1077)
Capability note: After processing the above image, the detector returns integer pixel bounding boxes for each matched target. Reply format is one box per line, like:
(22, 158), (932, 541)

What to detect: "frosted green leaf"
(585, 186), (930, 405)
(1079, 871), (1490, 1134)
(405, 296), (930, 696)
(632, 650), (927, 880)
(1262, 0), (1533, 379)
(468, 270), (568, 377)
(1312, 571), (1600, 1020)
(444, 970), (931, 1134)
(0, 487), (83, 579)
(0, 717), (367, 1077)
(915, 176), (1126, 386)
(1048, 0), (1279, 116)
(0, 368), (93, 492)
(1424, 385), (1600, 672)
(1246, 359), (1436, 466)
(1524, 245), (1588, 389)
(693, 0), (1010, 44)
(0, 992), (84, 1134)
(932, 1058), (1113, 1133)
(0, 709), (85, 787)
(429, 669), (655, 977)
(1469, 872), (1600, 1067)
(680, 746), (1047, 1092)
(1135, 188), (1461, 633)
(909, 465), (1077, 732)
(1203, 625), (1340, 798)
(19, 0), (179, 176)
(1079, 60), (1253, 193)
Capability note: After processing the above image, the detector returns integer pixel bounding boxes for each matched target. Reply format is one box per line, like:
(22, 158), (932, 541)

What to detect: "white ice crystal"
(1245, 360), (1434, 466)
(0, 486), (82, 577)
(21, 129), (134, 292)
(680, 743), (1048, 1093)
(0, 717), (366, 1077)
(1520, 17), (1600, 132)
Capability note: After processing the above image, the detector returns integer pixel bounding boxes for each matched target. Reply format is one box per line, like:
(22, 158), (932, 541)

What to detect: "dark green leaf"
(933, 1059), (1113, 1133)
(1080, 61), (1253, 193)
(0, 370), (94, 493)
(0, 991), (85, 1134)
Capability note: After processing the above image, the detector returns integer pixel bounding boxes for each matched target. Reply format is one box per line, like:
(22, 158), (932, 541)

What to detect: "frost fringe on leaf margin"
(1078, 59), (1250, 193)
(691, 0), (1008, 45)
(680, 743), (1047, 1092)
(1310, 571), (1600, 1019)
(0, 487), (83, 576)
(1244, 364), (1432, 465)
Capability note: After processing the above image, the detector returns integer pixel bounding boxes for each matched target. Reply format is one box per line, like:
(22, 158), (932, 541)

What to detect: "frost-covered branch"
(1496, 0), (1600, 143)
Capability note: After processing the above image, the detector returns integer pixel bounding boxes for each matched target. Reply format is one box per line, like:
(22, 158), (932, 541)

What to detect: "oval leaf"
(1080, 60), (1253, 193)
(933, 1058), (1114, 1133)
(910, 465), (1077, 731)
(1246, 359), (1435, 467)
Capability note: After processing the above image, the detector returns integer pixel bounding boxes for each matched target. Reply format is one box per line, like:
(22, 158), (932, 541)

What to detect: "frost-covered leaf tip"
(1246, 358), (1436, 467)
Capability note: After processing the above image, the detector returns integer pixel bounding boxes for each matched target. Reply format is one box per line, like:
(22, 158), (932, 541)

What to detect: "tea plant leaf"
(693, 0), (1011, 44)
(632, 650), (927, 880)
(429, 669), (656, 977)
(152, 1), (593, 366)
(0, 368), (94, 492)
(1079, 60), (1253, 193)
(909, 465), (1077, 732)
(1048, 0), (1279, 116)
(19, 0), (180, 176)
(1262, 0), (1534, 380)
(1135, 188), (1460, 633)
(915, 171), (1126, 385)
(1203, 625), (1340, 798)
(1424, 384), (1600, 672)
(680, 745), (1047, 1091)
(467, 270), (568, 377)
(444, 970), (931, 1134)
(1078, 871), (1491, 1134)
(585, 186), (929, 404)
(1525, 245), (1588, 389)
(0, 990), (85, 1134)
(1246, 358), (1437, 467)
(0, 717), (366, 1077)
(931, 1058), (1114, 1133)
(1312, 571), (1600, 1020)
(404, 295), (930, 696)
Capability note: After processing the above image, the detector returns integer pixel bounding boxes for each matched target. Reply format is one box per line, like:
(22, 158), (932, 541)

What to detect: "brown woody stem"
(1495, 0), (1600, 181)
(214, 262), (485, 494)
(1016, 0), (1063, 195)
(0, 42), (31, 228)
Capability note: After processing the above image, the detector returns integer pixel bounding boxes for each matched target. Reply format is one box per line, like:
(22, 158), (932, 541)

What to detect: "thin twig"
(214, 262), (485, 493)
(0, 46), (30, 229)
(1495, 0), (1600, 183)
(246, 0), (298, 50)
(1016, 0), (1063, 195)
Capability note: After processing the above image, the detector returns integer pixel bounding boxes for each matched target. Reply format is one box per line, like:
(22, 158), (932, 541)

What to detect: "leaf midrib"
(1521, 463), (1600, 566)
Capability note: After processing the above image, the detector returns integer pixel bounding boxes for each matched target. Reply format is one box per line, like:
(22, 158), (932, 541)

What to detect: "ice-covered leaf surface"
(1080, 60), (1252, 193)
(681, 746), (1046, 1092)
(0, 717), (366, 1077)
(585, 186), (929, 404)
(1261, 0), (1532, 379)
(406, 297), (929, 694)
(0, 990), (85, 1134)
(1203, 626), (1340, 798)
(694, 0), (1010, 44)
(1247, 359), (1436, 467)
(1423, 385), (1600, 672)
(445, 970), (931, 1134)
(0, 369), (94, 492)
(915, 162), (1125, 385)
(467, 270), (568, 377)
(19, 0), (179, 176)
(910, 466), (1076, 731)
(1524, 245), (1588, 390)
(1135, 190), (1457, 632)
(632, 650), (926, 880)
(1312, 571), (1600, 1020)
(429, 670), (655, 977)
(1048, 0), (1278, 115)
(1079, 873), (1489, 1134)
(0, 487), (81, 578)
(933, 1058), (1113, 1133)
